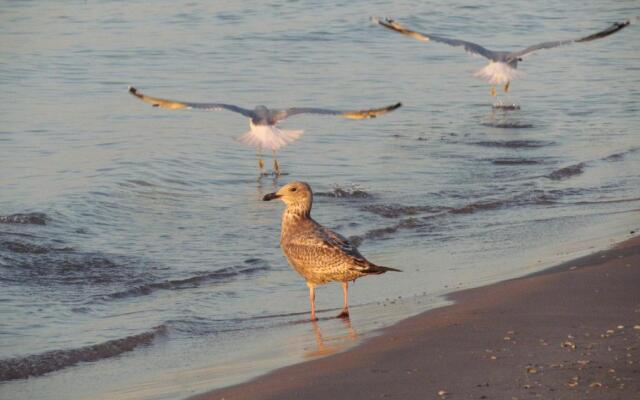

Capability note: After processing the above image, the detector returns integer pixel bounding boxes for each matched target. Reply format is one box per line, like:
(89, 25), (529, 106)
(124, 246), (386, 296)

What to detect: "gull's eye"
(290, 187), (297, 192)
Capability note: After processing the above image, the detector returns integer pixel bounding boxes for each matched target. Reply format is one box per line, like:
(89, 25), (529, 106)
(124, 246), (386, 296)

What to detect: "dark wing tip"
(128, 86), (143, 100)
(128, 86), (164, 108)
(575, 20), (631, 43)
(375, 17), (398, 30)
(377, 102), (402, 116)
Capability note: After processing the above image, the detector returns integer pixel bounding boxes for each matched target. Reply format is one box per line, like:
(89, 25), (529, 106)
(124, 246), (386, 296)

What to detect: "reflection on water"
(306, 319), (359, 359)
(481, 108), (534, 129)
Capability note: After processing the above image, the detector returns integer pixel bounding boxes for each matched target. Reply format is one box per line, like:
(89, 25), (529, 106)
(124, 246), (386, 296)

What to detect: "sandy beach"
(2, 3), (638, 399)
(192, 233), (640, 400)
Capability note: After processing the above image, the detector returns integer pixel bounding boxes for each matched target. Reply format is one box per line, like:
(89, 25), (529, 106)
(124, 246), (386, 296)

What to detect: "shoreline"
(190, 233), (640, 400)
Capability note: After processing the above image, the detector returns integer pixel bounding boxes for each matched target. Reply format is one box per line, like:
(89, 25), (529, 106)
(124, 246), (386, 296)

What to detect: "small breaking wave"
(489, 158), (543, 166)
(0, 212), (48, 225)
(449, 199), (509, 215)
(544, 147), (640, 181)
(602, 146), (640, 162)
(351, 189), (570, 244)
(361, 204), (444, 218)
(103, 259), (270, 300)
(0, 240), (54, 254)
(349, 218), (426, 246)
(481, 121), (534, 129)
(0, 325), (166, 382)
(480, 121), (534, 129)
(0, 248), (146, 286)
(315, 186), (371, 199)
(546, 162), (586, 181)
(450, 190), (561, 214)
(471, 140), (554, 149)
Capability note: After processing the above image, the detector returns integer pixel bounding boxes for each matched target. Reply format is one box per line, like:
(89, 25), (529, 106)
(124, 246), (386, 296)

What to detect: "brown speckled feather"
(281, 218), (374, 284)
(271, 182), (399, 285)
(264, 181), (400, 320)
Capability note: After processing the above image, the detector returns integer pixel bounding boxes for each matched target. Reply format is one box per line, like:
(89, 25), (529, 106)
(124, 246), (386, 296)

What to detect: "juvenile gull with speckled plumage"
(263, 181), (400, 321)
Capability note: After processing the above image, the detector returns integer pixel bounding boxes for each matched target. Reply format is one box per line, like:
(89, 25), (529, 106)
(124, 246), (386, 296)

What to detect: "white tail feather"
(236, 123), (303, 151)
(474, 62), (523, 85)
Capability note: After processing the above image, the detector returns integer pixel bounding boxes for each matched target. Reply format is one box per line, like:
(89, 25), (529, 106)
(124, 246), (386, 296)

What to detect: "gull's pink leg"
(307, 282), (318, 321)
(336, 281), (350, 319)
(273, 150), (281, 177)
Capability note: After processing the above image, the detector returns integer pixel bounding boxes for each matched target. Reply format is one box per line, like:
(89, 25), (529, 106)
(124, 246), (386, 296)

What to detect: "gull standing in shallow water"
(129, 87), (401, 176)
(263, 181), (400, 321)
(373, 17), (631, 98)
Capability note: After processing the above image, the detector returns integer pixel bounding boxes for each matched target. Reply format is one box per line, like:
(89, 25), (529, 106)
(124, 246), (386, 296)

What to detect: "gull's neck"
(280, 202), (312, 239)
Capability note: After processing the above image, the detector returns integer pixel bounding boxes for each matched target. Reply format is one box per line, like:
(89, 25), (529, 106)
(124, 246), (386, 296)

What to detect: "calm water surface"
(1, 1), (639, 399)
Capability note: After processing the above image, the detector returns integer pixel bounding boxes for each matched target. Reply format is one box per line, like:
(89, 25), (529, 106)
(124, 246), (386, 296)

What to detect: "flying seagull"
(263, 181), (400, 321)
(129, 86), (401, 176)
(373, 17), (631, 97)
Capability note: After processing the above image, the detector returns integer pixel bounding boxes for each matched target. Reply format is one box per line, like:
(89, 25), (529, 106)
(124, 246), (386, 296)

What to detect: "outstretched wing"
(275, 102), (401, 122)
(373, 17), (497, 60)
(128, 86), (255, 118)
(510, 20), (630, 59)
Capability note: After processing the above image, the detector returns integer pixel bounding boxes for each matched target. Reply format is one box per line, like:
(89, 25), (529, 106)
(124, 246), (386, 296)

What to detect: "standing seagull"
(263, 181), (400, 321)
(129, 87), (401, 176)
(373, 17), (631, 97)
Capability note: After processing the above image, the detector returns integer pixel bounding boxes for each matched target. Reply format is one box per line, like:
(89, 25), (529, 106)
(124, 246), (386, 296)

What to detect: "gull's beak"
(263, 192), (281, 201)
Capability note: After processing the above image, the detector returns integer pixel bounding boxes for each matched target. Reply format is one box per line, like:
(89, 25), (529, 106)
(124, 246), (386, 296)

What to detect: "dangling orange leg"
(336, 281), (350, 319)
(257, 149), (265, 175)
(503, 81), (510, 93)
(272, 150), (280, 177)
(490, 85), (497, 97)
(307, 282), (318, 321)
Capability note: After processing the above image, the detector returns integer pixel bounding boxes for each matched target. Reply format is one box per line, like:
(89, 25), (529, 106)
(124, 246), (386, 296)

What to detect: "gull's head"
(507, 57), (520, 69)
(254, 105), (269, 118)
(263, 181), (313, 214)
(252, 105), (272, 126)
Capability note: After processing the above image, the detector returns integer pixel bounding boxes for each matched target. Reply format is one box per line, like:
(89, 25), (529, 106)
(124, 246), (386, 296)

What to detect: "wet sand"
(191, 234), (640, 400)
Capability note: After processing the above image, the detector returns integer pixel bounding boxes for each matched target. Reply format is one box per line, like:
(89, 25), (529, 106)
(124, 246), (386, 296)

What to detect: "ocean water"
(1, 1), (639, 399)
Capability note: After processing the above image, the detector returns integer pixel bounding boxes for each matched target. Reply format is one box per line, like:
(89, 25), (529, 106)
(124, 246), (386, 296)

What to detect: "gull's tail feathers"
(474, 62), (523, 85)
(353, 259), (401, 275)
(236, 124), (303, 151)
